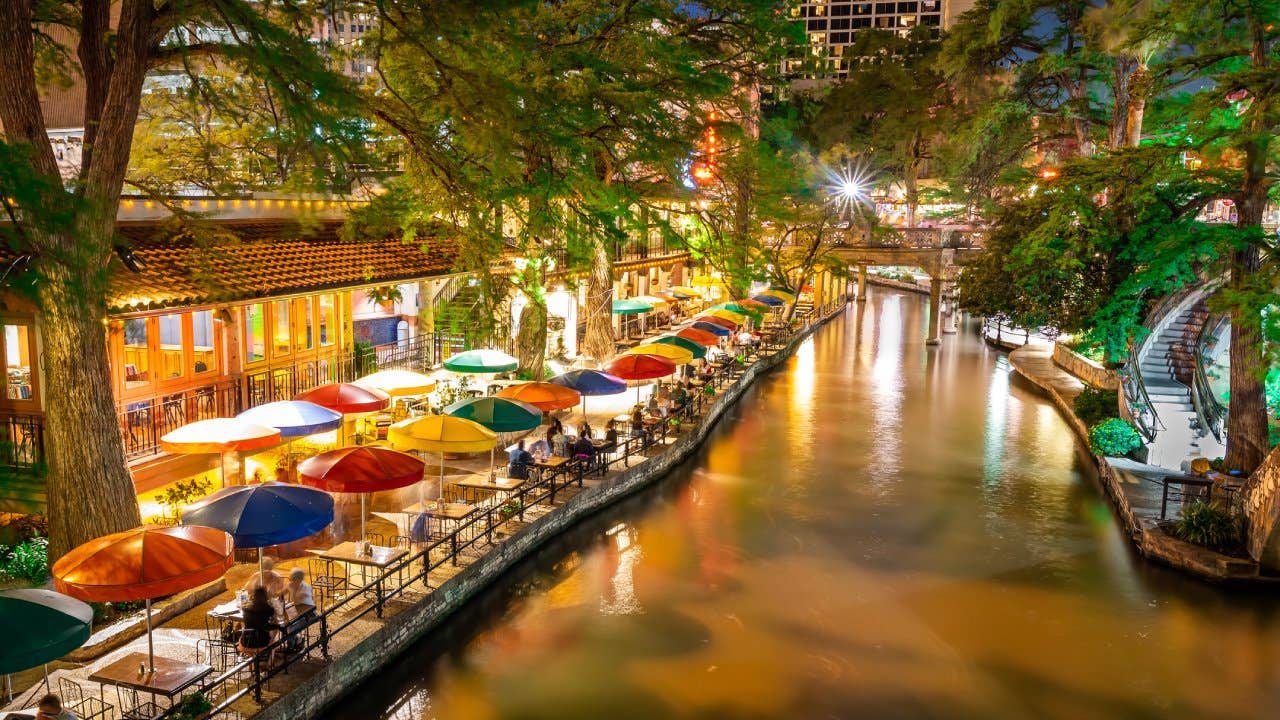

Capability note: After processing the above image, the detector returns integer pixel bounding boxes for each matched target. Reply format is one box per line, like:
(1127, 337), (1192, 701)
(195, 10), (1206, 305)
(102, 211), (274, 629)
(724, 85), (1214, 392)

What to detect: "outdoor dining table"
(88, 651), (212, 711)
(531, 454), (570, 479)
(451, 475), (525, 503)
(402, 500), (475, 538)
(207, 598), (307, 638)
(307, 543), (408, 618)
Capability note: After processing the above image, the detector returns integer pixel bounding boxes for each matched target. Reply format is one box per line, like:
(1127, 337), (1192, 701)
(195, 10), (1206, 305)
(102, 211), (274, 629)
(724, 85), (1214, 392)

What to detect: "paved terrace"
(3, 319), (812, 720)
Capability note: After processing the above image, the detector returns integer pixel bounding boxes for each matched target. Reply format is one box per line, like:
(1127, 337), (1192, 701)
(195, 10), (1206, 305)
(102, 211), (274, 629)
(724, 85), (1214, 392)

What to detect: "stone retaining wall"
(1243, 444), (1280, 568)
(867, 275), (929, 294)
(258, 305), (847, 720)
(1052, 343), (1119, 390)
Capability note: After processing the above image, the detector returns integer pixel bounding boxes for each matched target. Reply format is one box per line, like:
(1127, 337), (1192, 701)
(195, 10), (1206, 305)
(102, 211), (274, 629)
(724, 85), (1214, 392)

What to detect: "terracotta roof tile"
(110, 220), (459, 313)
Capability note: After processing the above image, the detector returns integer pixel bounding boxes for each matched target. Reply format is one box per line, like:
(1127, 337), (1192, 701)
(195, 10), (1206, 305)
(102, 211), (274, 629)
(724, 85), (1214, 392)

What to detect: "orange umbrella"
(52, 525), (234, 670)
(495, 382), (581, 412)
(674, 327), (720, 346)
(738, 298), (772, 312)
(295, 382), (391, 415)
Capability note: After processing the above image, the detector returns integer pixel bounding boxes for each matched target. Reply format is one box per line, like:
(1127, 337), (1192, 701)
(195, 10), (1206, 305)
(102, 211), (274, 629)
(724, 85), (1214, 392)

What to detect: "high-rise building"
(784, 0), (976, 80)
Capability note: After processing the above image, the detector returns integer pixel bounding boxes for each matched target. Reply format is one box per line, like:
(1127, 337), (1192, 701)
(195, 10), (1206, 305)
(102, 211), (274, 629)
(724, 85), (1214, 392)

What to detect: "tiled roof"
(110, 220), (459, 313)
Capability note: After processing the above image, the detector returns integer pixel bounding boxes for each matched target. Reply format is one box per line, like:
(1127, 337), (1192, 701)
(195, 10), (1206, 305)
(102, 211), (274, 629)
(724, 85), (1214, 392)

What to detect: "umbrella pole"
(259, 547), (265, 586)
(5, 673), (11, 704)
(489, 446), (495, 481)
(145, 598), (155, 672)
(360, 494), (367, 544)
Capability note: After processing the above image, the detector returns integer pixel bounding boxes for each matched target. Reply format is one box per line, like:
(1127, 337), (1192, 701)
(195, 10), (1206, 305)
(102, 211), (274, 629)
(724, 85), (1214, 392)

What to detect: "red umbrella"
(52, 525), (234, 670)
(295, 383), (391, 415)
(674, 327), (721, 347)
(298, 446), (425, 541)
(605, 353), (677, 380)
(692, 314), (738, 330)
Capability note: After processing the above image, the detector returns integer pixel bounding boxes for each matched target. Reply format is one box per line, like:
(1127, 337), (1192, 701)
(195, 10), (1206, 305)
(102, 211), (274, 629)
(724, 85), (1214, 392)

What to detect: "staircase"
(433, 282), (482, 340)
(0, 472), (46, 515)
(1137, 297), (1224, 469)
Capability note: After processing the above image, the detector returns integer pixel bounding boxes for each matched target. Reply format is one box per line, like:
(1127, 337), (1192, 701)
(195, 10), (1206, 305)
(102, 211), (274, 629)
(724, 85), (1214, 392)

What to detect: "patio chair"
(58, 677), (114, 720)
(115, 685), (164, 720)
(308, 557), (347, 609)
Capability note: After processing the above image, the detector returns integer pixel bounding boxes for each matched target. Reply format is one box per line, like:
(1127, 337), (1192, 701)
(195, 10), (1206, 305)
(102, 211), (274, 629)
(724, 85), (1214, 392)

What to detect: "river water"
(328, 289), (1280, 720)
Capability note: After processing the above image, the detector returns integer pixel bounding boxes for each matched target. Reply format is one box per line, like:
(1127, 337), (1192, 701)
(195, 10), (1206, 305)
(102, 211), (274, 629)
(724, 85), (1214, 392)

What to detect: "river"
(326, 289), (1280, 720)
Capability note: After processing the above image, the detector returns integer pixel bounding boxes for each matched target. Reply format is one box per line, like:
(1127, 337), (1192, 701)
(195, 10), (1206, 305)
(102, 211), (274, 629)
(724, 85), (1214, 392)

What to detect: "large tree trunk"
(1124, 65), (1148, 148)
(582, 237), (615, 363)
(515, 298), (548, 380)
(1223, 217), (1270, 473)
(40, 257), (141, 560)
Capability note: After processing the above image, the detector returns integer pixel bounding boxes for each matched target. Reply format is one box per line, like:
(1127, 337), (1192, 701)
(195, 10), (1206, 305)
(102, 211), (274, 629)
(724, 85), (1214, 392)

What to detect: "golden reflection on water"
(342, 290), (1280, 720)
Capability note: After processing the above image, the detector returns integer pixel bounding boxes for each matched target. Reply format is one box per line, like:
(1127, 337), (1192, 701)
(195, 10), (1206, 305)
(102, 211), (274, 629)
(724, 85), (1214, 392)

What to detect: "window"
(192, 310), (216, 374)
(157, 314), (184, 380)
(295, 298), (314, 351)
(318, 294), (335, 347)
(832, 3), (851, 16)
(4, 324), (32, 400)
(807, 18), (828, 31)
(124, 318), (150, 389)
(272, 300), (291, 357)
(245, 304), (266, 363)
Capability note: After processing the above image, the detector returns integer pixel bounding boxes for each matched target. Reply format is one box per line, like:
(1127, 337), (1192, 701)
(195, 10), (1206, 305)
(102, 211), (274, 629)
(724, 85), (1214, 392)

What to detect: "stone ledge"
(64, 579), (227, 663)
(867, 276), (929, 294)
(1052, 343), (1119, 390)
(257, 304), (848, 720)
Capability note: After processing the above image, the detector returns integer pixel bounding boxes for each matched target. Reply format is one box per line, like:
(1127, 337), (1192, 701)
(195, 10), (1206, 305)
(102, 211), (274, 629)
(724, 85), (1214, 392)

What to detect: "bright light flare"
(825, 162), (874, 216)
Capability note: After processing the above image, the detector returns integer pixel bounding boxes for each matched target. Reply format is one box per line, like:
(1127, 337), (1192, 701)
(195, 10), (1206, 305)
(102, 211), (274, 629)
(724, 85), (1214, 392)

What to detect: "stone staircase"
(1138, 297), (1224, 469)
(0, 471), (46, 515)
(432, 282), (482, 340)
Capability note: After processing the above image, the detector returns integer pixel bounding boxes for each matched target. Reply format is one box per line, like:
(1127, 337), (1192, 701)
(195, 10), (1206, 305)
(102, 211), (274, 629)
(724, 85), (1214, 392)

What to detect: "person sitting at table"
(603, 419), (619, 447)
(507, 440), (534, 479)
(551, 426), (570, 458)
(281, 568), (317, 653)
(572, 433), (595, 464)
(35, 693), (75, 720)
(238, 587), (283, 655)
(672, 383), (689, 410)
(243, 556), (284, 596)
(630, 407), (646, 438)
(578, 421), (594, 440)
(528, 436), (551, 460)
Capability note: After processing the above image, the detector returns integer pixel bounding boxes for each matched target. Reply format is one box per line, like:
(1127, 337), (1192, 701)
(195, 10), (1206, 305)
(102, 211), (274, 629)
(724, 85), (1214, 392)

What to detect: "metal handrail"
(1191, 314), (1229, 442)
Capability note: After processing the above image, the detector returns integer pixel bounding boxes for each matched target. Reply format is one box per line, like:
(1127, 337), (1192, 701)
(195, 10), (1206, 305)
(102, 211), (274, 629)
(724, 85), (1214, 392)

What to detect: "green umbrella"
(445, 396), (543, 432)
(444, 348), (519, 374)
(643, 335), (707, 360)
(713, 302), (765, 322)
(0, 589), (93, 675)
(612, 298), (654, 315)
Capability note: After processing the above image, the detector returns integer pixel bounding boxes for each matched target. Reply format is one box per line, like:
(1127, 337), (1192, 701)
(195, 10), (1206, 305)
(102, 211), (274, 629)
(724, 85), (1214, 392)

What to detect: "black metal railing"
(117, 381), (243, 460)
(0, 412), (44, 469)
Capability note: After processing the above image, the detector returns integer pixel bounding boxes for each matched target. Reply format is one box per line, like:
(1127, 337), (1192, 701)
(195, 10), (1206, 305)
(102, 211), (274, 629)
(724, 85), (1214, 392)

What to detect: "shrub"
(1088, 418), (1143, 456)
(1171, 501), (1244, 554)
(0, 536), (49, 585)
(1073, 387), (1119, 426)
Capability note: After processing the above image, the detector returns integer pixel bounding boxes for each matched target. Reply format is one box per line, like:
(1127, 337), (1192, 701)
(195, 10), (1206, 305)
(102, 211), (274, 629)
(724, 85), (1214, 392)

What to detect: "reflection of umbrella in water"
(298, 447), (424, 542)
(0, 588), (93, 700)
(52, 526), (234, 671)
(387, 415), (498, 484)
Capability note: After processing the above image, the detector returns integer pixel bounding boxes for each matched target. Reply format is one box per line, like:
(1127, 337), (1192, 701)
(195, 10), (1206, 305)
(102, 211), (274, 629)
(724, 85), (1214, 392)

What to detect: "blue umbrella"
(237, 400), (342, 438)
(689, 320), (732, 337)
(549, 369), (628, 418)
(183, 482), (334, 576)
(750, 294), (785, 307)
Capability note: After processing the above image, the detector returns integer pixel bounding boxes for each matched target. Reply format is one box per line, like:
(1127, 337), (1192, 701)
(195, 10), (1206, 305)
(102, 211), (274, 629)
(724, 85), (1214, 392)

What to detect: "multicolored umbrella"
(548, 369), (628, 396)
(444, 348), (519, 374)
(674, 327), (721, 346)
(713, 302), (764, 322)
(737, 298), (773, 312)
(236, 400), (342, 438)
(689, 320), (732, 337)
(762, 287), (798, 302)
(52, 525), (234, 670)
(160, 418), (281, 455)
(632, 294), (670, 307)
(643, 335), (707, 360)
(354, 369), (437, 397)
(612, 298), (654, 315)
(296, 382), (391, 415)
(703, 307), (748, 324)
(387, 414), (499, 483)
(693, 314), (739, 330)
(496, 381), (582, 412)
(299, 446), (425, 541)
(751, 293), (786, 307)
(0, 589), (92, 675)
(445, 396), (543, 433)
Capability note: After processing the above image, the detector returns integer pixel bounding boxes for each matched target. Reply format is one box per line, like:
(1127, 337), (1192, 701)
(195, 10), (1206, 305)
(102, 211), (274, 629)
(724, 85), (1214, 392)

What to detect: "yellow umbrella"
(387, 415), (500, 483)
(354, 369), (437, 397)
(760, 288), (797, 302)
(625, 343), (695, 365)
(702, 308), (747, 324)
(669, 285), (703, 297)
(689, 276), (726, 288)
(631, 294), (670, 306)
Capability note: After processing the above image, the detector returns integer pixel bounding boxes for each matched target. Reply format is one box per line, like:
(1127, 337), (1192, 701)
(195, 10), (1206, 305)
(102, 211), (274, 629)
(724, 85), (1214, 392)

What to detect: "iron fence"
(117, 381), (243, 460)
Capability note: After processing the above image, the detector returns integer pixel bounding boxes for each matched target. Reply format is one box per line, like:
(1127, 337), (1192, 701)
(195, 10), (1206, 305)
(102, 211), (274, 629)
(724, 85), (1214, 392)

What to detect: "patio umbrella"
(444, 349), (519, 374)
(751, 293), (786, 307)
(605, 353), (678, 404)
(295, 382), (391, 415)
(298, 446), (425, 542)
(643, 335), (707, 360)
(738, 298), (773, 312)
(354, 369), (437, 397)
(387, 414), (498, 484)
(650, 290), (678, 302)
(702, 307), (748, 324)
(495, 381), (581, 412)
(182, 482), (334, 581)
(673, 327), (721, 346)
(669, 286), (702, 299)
(160, 418), (282, 486)
(445, 397), (540, 479)
(631, 294), (670, 306)
(626, 343), (694, 365)
(611, 298), (654, 315)
(0, 588), (92, 696)
(52, 526), (234, 671)
(712, 303), (764, 322)
(548, 369), (627, 417)
(236, 400), (342, 438)
(693, 313), (739, 329)
(688, 320), (732, 337)
(762, 287), (798, 302)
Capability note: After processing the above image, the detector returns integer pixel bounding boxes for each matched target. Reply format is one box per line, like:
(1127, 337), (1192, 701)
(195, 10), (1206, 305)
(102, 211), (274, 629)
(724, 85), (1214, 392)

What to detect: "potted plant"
(158, 477), (212, 523)
(499, 500), (521, 520)
(171, 691), (213, 720)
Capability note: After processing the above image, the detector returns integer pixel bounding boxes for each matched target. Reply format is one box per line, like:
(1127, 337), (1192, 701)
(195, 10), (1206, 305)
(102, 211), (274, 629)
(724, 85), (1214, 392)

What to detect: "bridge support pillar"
(943, 283), (958, 334)
(856, 265), (868, 302)
(926, 278), (943, 345)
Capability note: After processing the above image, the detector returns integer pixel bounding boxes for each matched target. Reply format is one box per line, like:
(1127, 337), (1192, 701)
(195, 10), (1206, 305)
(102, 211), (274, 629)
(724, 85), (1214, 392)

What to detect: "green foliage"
(0, 536), (49, 586)
(1073, 387), (1120, 427)
(171, 691), (213, 720)
(1170, 501), (1244, 554)
(159, 477), (213, 521)
(1088, 418), (1143, 457)
(352, 341), (378, 377)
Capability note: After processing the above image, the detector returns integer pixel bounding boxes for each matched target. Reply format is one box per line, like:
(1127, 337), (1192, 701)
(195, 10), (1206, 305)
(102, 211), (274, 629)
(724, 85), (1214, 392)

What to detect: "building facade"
(785, 0), (976, 79)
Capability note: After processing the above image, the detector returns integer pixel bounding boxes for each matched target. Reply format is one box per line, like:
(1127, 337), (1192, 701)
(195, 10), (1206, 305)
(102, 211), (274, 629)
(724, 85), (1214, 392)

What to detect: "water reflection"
(331, 289), (1280, 720)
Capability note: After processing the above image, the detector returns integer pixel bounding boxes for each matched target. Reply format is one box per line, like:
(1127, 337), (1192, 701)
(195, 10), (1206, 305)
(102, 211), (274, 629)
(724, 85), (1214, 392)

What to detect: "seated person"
(243, 556), (284, 596)
(507, 440), (534, 479)
(630, 408), (646, 438)
(603, 419), (619, 447)
(672, 383), (689, 409)
(551, 428), (570, 458)
(281, 568), (317, 652)
(35, 694), (75, 720)
(577, 421), (594, 440)
(238, 587), (283, 654)
(527, 437), (551, 460)
(572, 433), (595, 462)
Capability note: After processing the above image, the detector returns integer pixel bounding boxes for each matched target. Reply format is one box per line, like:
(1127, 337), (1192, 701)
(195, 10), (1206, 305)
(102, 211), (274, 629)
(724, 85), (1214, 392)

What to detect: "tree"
(0, 0), (363, 559)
